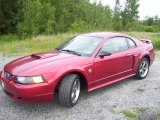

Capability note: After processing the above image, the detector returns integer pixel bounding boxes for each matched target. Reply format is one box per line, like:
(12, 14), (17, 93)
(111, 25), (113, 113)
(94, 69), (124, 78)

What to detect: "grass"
(0, 33), (76, 55)
(156, 110), (160, 120)
(122, 110), (137, 120)
(0, 32), (160, 55)
(136, 88), (145, 93)
(122, 108), (147, 120)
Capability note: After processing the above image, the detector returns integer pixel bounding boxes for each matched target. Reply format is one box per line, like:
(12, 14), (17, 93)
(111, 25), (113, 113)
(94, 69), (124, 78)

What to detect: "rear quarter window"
(127, 38), (136, 48)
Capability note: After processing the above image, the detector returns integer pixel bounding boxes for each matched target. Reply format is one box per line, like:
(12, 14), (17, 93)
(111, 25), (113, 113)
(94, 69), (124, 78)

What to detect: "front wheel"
(59, 74), (80, 107)
(136, 58), (149, 79)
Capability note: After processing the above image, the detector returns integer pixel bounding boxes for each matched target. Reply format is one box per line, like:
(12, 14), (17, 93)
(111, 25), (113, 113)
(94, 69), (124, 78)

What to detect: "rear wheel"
(136, 58), (149, 79)
(59, 74), (80, 107)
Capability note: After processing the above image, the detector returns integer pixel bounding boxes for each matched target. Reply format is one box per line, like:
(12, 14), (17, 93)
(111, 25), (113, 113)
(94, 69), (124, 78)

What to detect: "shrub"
(68, 20), (88, 33)
(17, 0), (55, 36)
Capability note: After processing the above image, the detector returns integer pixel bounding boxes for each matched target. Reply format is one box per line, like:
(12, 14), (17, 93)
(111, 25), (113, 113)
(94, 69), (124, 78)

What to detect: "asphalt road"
(0, 54), (160, 120)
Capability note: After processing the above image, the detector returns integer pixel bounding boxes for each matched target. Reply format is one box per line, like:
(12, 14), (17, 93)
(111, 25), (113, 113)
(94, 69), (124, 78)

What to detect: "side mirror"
(99, 51), (111, 57)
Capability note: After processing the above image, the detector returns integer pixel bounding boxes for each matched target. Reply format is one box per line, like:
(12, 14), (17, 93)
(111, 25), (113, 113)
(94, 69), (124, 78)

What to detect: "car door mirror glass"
(99, 51), (112, 57)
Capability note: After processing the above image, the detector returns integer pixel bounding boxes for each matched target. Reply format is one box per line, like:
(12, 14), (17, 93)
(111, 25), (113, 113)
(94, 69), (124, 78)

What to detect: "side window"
(127, 38), (136, 48)
(101, 37), (128, 53)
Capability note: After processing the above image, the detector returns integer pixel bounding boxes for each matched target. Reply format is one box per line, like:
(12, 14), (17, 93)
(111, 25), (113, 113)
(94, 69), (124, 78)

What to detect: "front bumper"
(0, 71), (56, 103)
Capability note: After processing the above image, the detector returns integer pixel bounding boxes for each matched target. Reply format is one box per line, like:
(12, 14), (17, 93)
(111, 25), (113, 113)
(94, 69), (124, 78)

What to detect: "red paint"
(0, 32), (155, 102)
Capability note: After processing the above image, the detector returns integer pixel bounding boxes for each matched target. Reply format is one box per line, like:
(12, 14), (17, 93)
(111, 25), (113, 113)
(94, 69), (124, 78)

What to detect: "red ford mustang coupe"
(0, 32), (155, 107)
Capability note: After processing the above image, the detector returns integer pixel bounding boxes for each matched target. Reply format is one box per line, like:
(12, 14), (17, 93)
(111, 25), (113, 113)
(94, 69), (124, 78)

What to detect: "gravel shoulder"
(0, 53), (160, 120)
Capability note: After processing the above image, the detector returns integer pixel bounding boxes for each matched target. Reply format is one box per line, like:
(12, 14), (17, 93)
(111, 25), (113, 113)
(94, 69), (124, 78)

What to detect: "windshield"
(57, 35), (103, 56)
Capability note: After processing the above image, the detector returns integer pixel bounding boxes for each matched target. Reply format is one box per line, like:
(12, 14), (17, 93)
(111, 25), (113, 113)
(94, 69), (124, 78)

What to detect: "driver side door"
(93, 37), (134, 87)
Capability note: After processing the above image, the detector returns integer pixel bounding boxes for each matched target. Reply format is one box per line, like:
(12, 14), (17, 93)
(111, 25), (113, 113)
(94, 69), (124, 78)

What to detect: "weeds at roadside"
(156, 110), (160, 120)
(135, 88), (145, 93)
(0, 32), (160, 55)
(122, 110), (137, 120)
(110, 107), (147, 120)
(121, 107), (147, 120)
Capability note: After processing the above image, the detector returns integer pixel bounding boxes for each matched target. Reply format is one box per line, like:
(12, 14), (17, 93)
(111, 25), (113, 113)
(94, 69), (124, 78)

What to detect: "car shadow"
(80, 77), (136, 99)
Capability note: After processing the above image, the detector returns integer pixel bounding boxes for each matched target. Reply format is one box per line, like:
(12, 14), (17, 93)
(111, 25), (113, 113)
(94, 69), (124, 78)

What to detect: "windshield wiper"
(60, 49), (81, 56)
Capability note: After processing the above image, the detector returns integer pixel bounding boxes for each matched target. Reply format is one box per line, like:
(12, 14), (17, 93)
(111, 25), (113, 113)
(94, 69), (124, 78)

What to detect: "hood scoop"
(30, 52), (60, 59)
(31, 54), (41, 59)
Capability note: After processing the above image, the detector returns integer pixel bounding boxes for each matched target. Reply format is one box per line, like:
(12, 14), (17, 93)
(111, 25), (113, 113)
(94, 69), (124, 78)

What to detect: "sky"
(90, 0), (160, 20)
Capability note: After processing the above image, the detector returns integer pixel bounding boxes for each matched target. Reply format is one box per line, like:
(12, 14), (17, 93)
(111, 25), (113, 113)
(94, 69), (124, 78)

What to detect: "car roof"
(81, 32), (130, 38)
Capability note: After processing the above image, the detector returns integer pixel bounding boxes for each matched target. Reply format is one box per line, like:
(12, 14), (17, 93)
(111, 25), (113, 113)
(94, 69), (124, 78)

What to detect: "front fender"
(43, 64), (94, 87)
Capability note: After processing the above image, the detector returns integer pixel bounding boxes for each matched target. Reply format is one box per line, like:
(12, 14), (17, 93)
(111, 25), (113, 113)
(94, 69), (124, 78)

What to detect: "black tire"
(59, 74), (81, 107)
(136, 58), (149, 79)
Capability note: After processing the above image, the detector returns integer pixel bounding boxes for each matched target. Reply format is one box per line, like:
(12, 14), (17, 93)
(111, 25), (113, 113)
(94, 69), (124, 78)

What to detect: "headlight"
(15, 76), (44, 84)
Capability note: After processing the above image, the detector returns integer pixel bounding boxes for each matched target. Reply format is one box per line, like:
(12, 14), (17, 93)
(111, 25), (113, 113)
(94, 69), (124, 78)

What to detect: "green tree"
(85, 2), (112, 31)
(121, 0), (139, 30)
(143, 16), (160, 32)
(145, 17), (154, 26)
(17, 0), (55, 36)
(113, 0), (122, 31)
(53, 0), (90, 33)
(0, 0), (22, 34)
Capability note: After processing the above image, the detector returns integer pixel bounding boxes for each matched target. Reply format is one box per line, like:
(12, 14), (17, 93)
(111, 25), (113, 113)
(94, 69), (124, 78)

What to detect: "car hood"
(4, 51), (92, 76)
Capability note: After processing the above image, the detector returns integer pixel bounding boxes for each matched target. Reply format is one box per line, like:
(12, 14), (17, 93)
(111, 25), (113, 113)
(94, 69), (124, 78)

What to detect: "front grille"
(4, 71), (12, 80)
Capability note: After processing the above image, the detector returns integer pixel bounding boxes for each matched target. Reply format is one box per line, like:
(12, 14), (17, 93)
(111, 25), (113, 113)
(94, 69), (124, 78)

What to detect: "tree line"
(0, 0), (160, 36)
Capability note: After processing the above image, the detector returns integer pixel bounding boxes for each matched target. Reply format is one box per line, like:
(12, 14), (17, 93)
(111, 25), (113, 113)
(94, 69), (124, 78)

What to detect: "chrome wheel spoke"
(139, 60), (149, 77)
(143, 67), (147, 70)
(141, 70), (144, 74)
(71, 92), (74, 98)
(142, 62), (145, 67)
(71, 79), (80, 104)
(72, 92), (76, 99)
